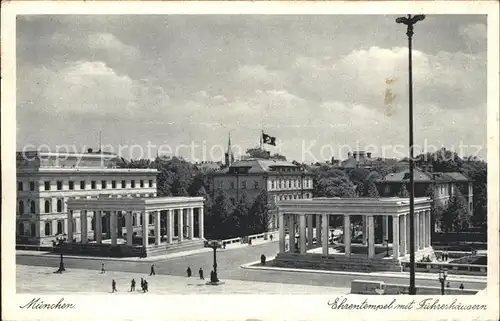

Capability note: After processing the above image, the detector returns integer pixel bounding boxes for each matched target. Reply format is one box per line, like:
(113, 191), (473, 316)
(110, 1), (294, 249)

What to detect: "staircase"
(145, 239), (205, 257)
(273, 252), (402, 272)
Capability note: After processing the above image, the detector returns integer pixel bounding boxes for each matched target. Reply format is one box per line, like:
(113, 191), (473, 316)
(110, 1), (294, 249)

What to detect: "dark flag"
(262, 133), (276, 146)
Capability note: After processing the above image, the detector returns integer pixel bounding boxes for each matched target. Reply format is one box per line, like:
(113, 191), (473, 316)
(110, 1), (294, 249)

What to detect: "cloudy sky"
(16, 14), (487, 163)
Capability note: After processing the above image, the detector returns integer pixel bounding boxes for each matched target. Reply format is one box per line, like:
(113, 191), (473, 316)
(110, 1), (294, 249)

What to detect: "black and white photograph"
(2, 2), (499, 320)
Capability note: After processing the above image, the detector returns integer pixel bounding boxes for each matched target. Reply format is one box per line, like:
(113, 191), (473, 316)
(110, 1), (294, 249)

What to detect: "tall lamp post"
(438, 268), (448, 295)
(396, 13), (426, 295)
(207, 239), (222, 283)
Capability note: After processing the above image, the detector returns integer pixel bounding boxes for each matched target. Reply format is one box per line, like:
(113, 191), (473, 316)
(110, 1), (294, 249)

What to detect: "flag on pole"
(262, 132), (276, 146)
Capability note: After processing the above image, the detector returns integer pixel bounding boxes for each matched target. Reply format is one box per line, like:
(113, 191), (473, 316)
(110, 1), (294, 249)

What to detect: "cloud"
(86, 33), (141, 63)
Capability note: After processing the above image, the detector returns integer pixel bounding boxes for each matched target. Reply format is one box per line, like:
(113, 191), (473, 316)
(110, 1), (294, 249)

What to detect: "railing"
(220, 231), (279, 246)
(401, 261), (487, 275)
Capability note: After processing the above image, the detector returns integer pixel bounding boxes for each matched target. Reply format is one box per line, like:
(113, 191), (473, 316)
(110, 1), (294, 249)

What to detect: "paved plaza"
(17, 240), (487, 293)
(17, 264), (350, 295)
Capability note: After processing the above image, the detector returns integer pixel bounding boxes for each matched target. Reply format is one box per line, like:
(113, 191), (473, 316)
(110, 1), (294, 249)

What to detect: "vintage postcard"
(1, 1), (499, 320)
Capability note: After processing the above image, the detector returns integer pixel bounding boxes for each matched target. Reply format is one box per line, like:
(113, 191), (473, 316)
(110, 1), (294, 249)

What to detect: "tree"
(246, 148), (270, 159)
(229, 192), (251, 237)
(249, 190), (270, 234)
(188, 172), (206, 196)
(442, 190), (470, 233)
(397, 184), (409, 198)
(315, 176), (356, 198)
(365, 181), (380, 197)
(208, 189), (232, 239)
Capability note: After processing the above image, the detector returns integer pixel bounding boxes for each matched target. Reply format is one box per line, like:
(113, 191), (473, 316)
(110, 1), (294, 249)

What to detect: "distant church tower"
(224, 133), (234, 167)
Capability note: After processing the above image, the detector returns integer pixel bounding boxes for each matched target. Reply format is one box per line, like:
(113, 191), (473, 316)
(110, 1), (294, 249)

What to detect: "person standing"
(150, 264), (156, 276)
(459, 283), (464, 291)
(187, 266), (192, 277)
(130, 279), (136, 292)
(111, 279), (117, 293)
(140, 278), (144, 292)
(199, 268), (204, 280)
(143, 279), (148, 293)
(101, 263), (106, 274)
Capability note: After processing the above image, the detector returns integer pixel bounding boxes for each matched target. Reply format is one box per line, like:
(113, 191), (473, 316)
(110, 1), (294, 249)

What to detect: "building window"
(148, 213), (153, 224)
(44, 200), (50, 213)
(18, 181), (23, 191)
(101, 180), (107, 189)
(384, 186), (390, 195)
(131, 180), (136, 188)
(80, 181), (85, 190)
(122, 180), (126, 188)
(91, 181), (96, 189)
(30, 223), (36, 237)
(272, 181), (275, 189)
(140, 180), (144, 188)
(18, 200), (24, 215)
(57, 199), (63, 212)
(294, 195), (297, 199)
(57, 221), (63, 235)
(112, 180), (117, 189)
(57, 181), (63, 190)
(45, 222), (51, 236)
(149, 180), (153, 187)
(18, 223), (24, 236)
(242, 181), (247, 189)
(288, 181), (291, 188)
(30, 181), (35, 191)
(44, 181), (50, 191)
(69, 181), (74, 190)
(133, 215), (137, 226)
(254, 180), (259, 189)
(30, 200), (36, 214)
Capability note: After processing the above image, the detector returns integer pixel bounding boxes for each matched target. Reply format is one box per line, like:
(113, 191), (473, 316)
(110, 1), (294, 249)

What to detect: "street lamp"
(438, 268), (448, 295)
(396, 13), (426, 295)
(206, 239), (222, 283)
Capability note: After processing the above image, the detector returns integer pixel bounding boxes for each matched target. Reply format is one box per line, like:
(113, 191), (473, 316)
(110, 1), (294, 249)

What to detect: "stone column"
(110, 211), (117, 246)
(362, 216), (367, 245)
(81, 210), (88, 244)
(278, 212), (285, 253)
(406, 213), (410, 254)
(307, 214), (314, 249)
(167, 209), (173, 244)
(154, 211), (161, 245)
(188, 207), (194, 240)
(178, 209), (184, 242)
(415, 211), (420, 251)
(344, 215), (351, 257)
(316, 214), (322, 245)
(382, 215), (389, 243)
(420, 211), (425, 249)
(289, 216), (295, 252)
(126, 211), (133, 245)
(299, 214), (306, 254)
(198, 207), (204, 240)
(426, 210), (431, 247)
(392, 215), (400, 259)
(67, 210), (74, 243)
(142, 212), (149, 247)
(96, 211), (102, 244)
(400, 214), (406, 256)
(322, 214), (329, 256)
(367, 215), (375, 258)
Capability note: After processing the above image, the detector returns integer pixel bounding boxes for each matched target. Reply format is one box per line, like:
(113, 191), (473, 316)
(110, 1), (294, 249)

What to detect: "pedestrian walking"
(130, 279), (136, 292)
(143, 279), (148, 293)
(140, 278), (144, 292)
(186, 266), (192, 277)
(199, 268), (204, 280)
(101, 263), (106, 274)
(459, 283), (464, 291)
(111, 279), (117, 293)
(150, 264), (156, 276)
(446, 281), (450, 288)
(270, 234), (273, 241)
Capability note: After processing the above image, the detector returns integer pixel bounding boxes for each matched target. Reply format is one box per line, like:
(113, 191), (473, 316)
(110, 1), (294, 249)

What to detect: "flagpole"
(260, 130), (264, 151)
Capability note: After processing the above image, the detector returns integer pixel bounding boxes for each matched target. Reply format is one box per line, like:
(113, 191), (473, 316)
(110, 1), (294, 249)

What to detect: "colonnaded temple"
(57, 197), (205, 257)
(274, 197), (434, 272)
